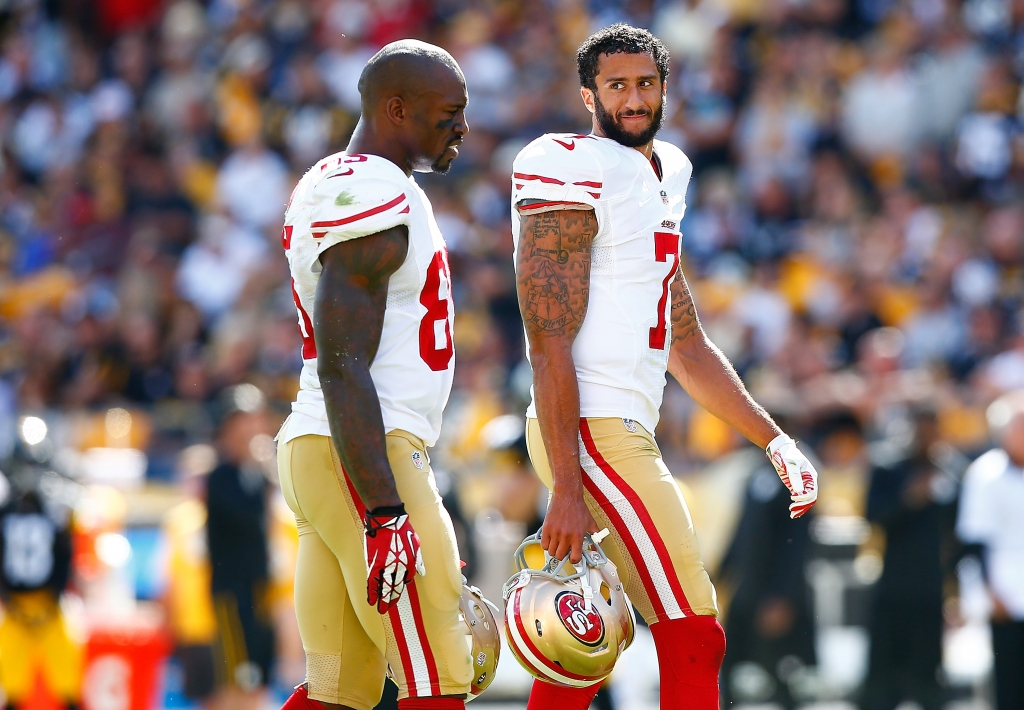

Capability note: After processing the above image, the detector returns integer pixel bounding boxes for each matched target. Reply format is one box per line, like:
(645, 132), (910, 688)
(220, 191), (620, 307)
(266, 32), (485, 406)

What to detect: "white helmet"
(502, 531), (635, 688)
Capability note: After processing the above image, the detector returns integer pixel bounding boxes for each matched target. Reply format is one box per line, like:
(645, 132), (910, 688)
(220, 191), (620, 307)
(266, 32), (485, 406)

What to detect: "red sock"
(650, 615), (726, 710)
(281, 686), (324, 710)
(397, 699), (465, 709)
(526, 679), (601, 710)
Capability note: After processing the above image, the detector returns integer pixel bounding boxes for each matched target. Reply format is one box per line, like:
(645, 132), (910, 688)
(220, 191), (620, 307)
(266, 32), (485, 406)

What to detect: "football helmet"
(459, 579), (501, 699)
(503, 531), (635, 688)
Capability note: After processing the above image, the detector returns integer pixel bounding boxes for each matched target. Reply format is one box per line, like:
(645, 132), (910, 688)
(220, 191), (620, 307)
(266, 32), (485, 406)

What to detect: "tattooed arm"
(516, 205), (598, 563)
(667, 266), (781, 448)
(314, 226), (409, 509)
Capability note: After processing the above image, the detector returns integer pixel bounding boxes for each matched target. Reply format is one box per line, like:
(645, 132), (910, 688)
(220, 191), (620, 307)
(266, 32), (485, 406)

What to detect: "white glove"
(766, 434), (818, 519)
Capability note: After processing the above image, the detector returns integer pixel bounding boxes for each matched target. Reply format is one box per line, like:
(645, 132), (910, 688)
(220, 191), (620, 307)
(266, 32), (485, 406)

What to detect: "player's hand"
(543, 485), (599, 564)
(364, 504), (425, 614)
(766, 434), (818, 519)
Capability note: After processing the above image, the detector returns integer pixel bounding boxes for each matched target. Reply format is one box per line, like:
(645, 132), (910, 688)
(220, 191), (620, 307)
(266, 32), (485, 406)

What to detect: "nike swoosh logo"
(639, 195), (653, 206)
(553, 138), (576, 150)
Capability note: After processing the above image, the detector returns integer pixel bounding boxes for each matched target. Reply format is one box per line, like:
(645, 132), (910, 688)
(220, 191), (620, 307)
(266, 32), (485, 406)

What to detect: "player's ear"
(385, 96), (405, 125)
(581, 87), (595, 114)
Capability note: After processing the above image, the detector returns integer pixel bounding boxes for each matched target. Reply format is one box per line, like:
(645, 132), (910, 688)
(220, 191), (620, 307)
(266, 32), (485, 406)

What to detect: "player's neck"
(347, 121), (414, 176)
(590, 121), (655, 159)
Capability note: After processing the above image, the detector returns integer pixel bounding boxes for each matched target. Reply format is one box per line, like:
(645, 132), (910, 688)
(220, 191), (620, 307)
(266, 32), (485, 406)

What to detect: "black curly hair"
(576, 23), (670, 92)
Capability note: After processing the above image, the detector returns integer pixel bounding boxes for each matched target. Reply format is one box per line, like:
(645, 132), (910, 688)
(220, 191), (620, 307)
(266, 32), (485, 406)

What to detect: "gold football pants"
(527, 417), (718, 624)
(277, 431), (472, 709)
(0, 590), (83, 703)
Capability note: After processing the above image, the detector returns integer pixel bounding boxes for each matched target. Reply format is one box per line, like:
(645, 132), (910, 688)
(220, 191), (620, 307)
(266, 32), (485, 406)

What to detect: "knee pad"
(651, 615), (726, 687)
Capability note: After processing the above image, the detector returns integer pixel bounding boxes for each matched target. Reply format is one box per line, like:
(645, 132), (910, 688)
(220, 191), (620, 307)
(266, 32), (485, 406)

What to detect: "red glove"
(364, 505), (426, 614)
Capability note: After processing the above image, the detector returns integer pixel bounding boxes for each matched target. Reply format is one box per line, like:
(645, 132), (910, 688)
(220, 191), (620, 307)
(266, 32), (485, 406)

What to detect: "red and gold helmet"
(459, 579), (501, 700)
(502, 531), (635, 688)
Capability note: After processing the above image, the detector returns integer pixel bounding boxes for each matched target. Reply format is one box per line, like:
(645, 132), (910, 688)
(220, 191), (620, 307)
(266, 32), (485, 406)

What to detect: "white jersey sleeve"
(305, 159), (412, 273)
(511, 134), (605, 212)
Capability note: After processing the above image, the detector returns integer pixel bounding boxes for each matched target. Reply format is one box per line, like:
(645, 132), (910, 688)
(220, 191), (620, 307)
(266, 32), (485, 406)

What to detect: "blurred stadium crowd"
(1, 0), (1024, 707)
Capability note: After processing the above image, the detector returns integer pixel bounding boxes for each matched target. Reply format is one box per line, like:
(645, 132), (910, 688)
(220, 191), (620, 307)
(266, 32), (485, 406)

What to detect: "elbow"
(528, 339), (573, 375)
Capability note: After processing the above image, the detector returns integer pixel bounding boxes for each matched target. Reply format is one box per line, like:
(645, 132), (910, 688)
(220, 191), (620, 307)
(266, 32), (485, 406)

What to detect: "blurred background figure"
(958, 392), (1024, 710)
(862, 404), (960, 710)
(162, 444), (218, 709)
(719, 455), (815, 710)
(0, 487), (80, 710)
(206, 385), (276, 710)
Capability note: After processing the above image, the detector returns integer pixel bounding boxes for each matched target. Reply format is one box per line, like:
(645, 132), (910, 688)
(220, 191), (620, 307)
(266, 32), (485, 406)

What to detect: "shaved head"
(358, 39), (465, 110)
(348, 39), (468, 175)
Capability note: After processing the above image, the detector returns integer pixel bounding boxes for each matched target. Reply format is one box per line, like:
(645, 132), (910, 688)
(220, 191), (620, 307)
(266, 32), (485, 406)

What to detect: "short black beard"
(594, 94), (664, 148)
(432, 157), (453, 175)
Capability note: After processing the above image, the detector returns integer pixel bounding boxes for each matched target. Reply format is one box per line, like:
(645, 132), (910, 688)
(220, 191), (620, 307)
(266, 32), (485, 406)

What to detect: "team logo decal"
(661, 220), (676, 230)
(411, 451), (424, 469)
(476, 652), (487, 666)
(554, 591), (605, 647)
(622, 419), (638, 433)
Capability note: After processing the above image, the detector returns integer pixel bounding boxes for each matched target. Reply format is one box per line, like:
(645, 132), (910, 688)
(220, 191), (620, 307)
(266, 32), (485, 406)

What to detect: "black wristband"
(367, 503), (406, 518)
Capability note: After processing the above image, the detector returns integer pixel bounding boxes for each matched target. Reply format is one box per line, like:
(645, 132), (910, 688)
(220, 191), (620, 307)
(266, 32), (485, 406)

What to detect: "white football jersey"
(281, 152), (455, 447)
(511, 133), (693, 434)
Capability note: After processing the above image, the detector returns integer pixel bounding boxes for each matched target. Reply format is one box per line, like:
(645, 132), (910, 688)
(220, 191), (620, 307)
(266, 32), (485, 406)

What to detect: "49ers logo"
(554, 591), (605, 647)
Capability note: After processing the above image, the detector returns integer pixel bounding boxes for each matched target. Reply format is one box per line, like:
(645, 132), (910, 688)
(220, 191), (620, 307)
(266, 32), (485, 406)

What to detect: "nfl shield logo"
(411, 451), (424, 469)
(660, 190), (668, 205)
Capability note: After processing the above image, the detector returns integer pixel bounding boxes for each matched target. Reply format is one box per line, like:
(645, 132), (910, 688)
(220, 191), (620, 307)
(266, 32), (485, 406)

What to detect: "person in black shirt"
(719, 462), (815, 709)
(206, 385), (276, 706)
(862, 405), (958, 710)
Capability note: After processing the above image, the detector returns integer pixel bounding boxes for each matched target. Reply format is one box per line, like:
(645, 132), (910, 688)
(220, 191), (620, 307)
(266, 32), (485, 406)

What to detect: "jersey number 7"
(649, 231), (680, 350)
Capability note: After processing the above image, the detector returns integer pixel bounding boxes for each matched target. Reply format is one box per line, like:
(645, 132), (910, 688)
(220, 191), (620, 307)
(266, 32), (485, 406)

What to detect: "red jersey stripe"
(517, 200), (590, 212)
(512, 172), (566, 185)
(310, 193), (407, 229)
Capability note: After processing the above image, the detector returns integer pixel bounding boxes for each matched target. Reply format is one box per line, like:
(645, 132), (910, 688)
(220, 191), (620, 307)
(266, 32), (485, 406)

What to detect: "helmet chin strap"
(577, 561), (595, 612)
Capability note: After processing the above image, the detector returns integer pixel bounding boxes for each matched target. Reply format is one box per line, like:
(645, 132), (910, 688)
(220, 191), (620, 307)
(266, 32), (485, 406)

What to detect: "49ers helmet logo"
(554, 591), (606, 647)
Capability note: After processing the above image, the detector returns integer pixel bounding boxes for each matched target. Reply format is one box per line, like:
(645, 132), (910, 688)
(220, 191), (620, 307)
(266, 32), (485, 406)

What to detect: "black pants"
(861, 598), (943, 710)
(992, 620), (1024, 710)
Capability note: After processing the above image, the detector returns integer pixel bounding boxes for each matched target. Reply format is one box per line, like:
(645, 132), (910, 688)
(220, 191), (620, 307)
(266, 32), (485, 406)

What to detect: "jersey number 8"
(283, 225), (454, 371)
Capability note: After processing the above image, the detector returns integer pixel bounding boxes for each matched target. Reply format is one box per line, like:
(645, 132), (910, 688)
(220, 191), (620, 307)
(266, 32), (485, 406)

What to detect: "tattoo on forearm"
(517, 209), (596, 336)
(670, 265), (702, 345)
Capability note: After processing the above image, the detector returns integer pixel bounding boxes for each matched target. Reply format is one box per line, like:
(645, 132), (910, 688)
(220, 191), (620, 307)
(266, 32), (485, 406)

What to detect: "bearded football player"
(510, 24), (819, 709)
(276, 41), (477, 710)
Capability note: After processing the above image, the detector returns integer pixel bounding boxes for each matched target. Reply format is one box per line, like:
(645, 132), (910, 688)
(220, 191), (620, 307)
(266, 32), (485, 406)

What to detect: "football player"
(277, 41), (472, 710)
(511, 24), (819, 709)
